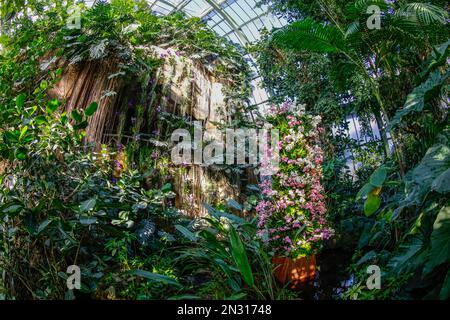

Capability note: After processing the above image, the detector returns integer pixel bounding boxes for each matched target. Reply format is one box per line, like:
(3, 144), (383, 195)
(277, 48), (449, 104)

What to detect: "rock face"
(49, 58), (125, 144)
(49, 46), (246, 216)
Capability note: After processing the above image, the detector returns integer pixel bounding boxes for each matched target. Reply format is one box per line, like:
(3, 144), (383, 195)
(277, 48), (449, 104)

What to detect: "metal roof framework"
(146, 0), (287, 108)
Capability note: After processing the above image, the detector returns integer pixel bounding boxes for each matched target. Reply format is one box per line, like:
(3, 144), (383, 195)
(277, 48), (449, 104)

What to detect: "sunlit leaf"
(424, 206), (450, 274)
(364, 194), (381, 216)
(229, 226), (254, 287)
(46, 99), (60, 114)
(15, 147), (27, 160)
(15, 93), (26, 108)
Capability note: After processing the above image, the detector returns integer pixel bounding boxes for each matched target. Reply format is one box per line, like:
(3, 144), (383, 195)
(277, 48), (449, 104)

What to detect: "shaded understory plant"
(174, 204), (295, 300)
(345, 45), (449, 300)
(0, 91), (181, 298)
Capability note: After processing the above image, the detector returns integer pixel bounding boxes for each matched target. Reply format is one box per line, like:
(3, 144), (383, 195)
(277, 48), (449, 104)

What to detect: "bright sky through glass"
(146, 0), (287, 108)
(147, 0), (286, 46)
(84, 0), (286, 107)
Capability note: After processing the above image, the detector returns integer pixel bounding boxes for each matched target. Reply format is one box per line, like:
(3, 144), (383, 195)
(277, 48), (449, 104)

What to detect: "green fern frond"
(345, 0), (388, 20)
(345, 21), (360, 38)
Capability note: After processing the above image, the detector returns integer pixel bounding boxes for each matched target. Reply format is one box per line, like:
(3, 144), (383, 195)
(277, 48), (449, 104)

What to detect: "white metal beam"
(202, 0), (249, 45)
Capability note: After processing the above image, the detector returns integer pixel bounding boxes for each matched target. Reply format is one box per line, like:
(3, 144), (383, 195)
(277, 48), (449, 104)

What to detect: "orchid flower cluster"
(256, 100), (333, 258)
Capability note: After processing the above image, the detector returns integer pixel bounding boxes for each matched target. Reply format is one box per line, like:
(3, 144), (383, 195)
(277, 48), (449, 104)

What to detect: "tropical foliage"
(0, 0), (448, 301)
(255, 0), (449, 299)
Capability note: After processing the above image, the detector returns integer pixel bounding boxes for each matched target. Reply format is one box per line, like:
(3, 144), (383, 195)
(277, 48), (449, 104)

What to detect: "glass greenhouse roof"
(145, 0), (288, 108)
(146, 0), (286, 46)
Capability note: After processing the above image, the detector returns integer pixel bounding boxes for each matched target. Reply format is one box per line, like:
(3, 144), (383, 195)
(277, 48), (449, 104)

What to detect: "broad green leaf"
(370, 167), (388, 187)
(40, 80), (48, 90)
(4, 130), (20, 143)
(29, 105), (38, 116)
(440, 270), (450, 300)
(0, 34), (10, 46)
(37, 219), (52, 234)
(15, 147), (27, 160)
(46, 99), (60, 114)
(198, 230), (227, 258)
(175, 225), (197, 242)
(84, 102), (98, 117)
(356, 250), (377, 266)
(58, 225), (77, 244)
(1, 204), (23, 214)
(388, 70), (449, 130)
(71, 110), (83, 123)
(161, 183), (172, 193)
(34, 115), (47, 125)
(131, 202), (147, 212)
(388, 235), (426, 274)
(61, 114), (68, 125)
(129, 270), (181, 287)
(424, 206), (450, 274)
(431, 168), (450, 194)
(73, 120), (88, 130)
(214, 258), (237, 279)
(79, 198), (96, 212)
(79, 216), (98, 225)
(216, 211), (246, 225)
(229, 226), (254, 287)
(19, 126), (28, 141)
(227, 199), (243, 211)
(204, 203), (219, 217)
(356, 183), (375, 200)
(15, 93), (26, 108)
(364, 194), (381, 216)
(402, 136), (450, 207)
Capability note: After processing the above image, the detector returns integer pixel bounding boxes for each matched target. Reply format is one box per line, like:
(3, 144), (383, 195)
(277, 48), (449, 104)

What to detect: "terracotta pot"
(272, 254), (317, 289)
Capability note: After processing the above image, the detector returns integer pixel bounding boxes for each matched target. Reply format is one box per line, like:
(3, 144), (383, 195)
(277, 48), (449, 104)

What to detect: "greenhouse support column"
(373, 109), (391, 158)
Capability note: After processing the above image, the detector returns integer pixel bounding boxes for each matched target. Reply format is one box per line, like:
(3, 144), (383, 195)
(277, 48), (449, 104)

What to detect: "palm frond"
(397, 3), (448, 26)
(272, 18), (345, 53)
(345, 21), (360, 38)
(345, 0), (388, 20)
